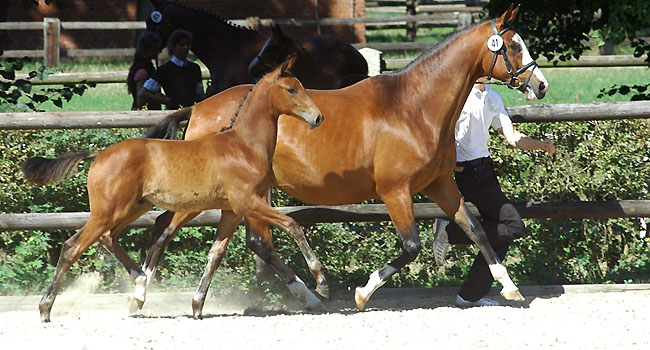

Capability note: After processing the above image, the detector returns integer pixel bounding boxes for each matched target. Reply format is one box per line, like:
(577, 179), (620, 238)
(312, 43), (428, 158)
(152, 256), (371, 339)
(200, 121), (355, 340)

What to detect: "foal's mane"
(219, 84), (256, 133)
(165, 0), (258, 33)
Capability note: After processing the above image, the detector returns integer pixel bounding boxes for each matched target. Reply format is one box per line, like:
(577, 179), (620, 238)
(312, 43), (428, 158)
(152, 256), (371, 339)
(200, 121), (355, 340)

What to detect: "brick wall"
(3, 0), (364, 51)
(6, 1), (138, 50)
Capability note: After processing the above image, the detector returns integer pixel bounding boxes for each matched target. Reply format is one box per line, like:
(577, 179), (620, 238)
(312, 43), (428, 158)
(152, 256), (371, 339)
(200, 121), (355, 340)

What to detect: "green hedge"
(1, 118), (650, 296)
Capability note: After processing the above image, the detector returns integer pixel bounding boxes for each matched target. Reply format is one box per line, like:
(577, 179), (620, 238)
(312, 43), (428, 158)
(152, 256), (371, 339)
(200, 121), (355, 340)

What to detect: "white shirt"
(455, 85), (513, 162)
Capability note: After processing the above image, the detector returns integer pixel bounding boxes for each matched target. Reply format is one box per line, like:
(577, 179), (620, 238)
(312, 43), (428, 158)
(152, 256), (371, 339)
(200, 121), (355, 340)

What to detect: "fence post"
(458, 12), (474, 30)
(43, 17), (60, 67)
(405, 0), (417, 42)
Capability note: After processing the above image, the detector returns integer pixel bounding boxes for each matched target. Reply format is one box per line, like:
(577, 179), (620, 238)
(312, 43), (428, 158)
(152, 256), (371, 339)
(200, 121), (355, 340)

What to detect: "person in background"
(138, 29), (206, 110)
(433, 79), (556, 307)
(127, 31), (162, 110)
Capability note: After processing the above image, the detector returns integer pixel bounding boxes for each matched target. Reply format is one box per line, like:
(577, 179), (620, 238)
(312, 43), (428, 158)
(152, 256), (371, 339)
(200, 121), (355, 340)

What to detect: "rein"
(482, 19), (538, 89)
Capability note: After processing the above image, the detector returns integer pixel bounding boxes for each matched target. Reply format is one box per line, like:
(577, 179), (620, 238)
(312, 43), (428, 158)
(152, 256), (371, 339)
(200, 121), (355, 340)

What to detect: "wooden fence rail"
(7, 54), (645, 88)
(1, 200), (648, 232)
(2, 101), (650, 131)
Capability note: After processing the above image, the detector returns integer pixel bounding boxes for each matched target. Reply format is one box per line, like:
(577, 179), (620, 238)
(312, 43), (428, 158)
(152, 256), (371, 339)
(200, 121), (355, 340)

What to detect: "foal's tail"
(141, 107), (193, 140)
(22, 152), (98, 185)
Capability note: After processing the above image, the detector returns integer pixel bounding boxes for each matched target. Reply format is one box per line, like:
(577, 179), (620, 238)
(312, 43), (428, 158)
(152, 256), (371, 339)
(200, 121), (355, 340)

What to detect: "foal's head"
(480, 4), (549, 100)
(248, 23), (304, 81)
(264, 57), (323, 129)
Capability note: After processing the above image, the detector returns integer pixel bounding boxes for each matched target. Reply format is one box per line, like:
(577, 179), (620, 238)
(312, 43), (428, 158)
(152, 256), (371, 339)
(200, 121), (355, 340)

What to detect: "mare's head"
(262, 56), (323, 129)
(479, 4), (549, 100)
(248, 23), (304, 81)
(146, 1), (179, 51)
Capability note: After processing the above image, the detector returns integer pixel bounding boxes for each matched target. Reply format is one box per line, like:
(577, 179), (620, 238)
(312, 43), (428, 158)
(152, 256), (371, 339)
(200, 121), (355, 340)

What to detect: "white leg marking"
(489, 263), (518, 292)
(145, 267), (157, 289)
(357, 270), (387, 301)
(288, 277), (321, 308)
(134, 275), (147, 302)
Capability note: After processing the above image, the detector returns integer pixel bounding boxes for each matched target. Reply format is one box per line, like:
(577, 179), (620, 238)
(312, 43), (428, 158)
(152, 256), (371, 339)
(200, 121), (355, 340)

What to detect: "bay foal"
(141, 5), (549, 317)
(22, 58), (323, 322)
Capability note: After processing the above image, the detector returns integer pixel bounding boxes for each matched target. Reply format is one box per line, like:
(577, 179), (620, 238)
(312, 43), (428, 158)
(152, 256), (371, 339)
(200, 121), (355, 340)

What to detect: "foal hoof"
(192, 299), (204, 320)
(128, 296), (145, 314)
(354, 287), (369, 311)
(305, 300), (327, 312)
(501, 289), (525, 301)
(40, 312), (51, 323)
(316, 283), (330, 299)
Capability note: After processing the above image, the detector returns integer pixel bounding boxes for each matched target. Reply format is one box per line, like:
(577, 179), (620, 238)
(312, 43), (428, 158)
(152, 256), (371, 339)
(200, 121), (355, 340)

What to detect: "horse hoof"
(40, 312), (51, 323)
(305, 300), (327, 311)
(128, 296), (145, 314)
(354, 287), (368, 311)
(316, 284), (330, 299)
(192, 299), (204, 320)
(501, 289), (525, 301)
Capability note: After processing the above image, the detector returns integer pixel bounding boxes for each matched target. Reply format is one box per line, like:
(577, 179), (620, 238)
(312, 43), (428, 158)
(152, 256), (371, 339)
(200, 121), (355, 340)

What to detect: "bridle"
(483, 19), (538, 89)
(148, 0), (170, 34)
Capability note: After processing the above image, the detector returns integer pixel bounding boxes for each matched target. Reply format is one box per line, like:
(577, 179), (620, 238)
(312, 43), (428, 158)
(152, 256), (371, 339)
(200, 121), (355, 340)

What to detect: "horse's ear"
(279, 54), (297, 77)
(499, 3), (520, 27)
(272, 23), (284, 37)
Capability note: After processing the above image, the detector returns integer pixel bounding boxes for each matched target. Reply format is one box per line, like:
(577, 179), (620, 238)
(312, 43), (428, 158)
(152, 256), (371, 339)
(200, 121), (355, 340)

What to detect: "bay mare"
(143, 5), (549, 317)
(22, 59), (324, 322)
(146, 0), (368, 93)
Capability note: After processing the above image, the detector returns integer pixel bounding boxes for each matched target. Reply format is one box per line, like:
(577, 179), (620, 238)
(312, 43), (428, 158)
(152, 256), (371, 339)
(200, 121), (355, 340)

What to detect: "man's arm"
(499, 116), (556, 155)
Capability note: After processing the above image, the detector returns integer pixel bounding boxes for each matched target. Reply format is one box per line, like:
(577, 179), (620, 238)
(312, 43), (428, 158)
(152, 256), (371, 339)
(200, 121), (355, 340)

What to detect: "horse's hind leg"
(421, 174), (523, 301)
(98, 202), (154, 312)
(192, 210), (241, 319)
(39, 217), (112, 322)
(355, 187), (421, 310)
(142, 211), (201, 290)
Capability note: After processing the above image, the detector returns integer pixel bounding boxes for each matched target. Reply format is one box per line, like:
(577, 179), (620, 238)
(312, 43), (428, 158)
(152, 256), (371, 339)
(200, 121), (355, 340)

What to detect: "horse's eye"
(287, 88), (296, 94)
(509, 43), (521, 51)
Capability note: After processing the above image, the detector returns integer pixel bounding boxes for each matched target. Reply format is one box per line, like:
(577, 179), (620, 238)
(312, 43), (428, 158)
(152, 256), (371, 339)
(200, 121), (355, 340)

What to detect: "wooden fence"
(4, 53), (647, 88)
(2, 200), (650, 232)
(1, 100), (649, 232)
(3, 101), (650, 130)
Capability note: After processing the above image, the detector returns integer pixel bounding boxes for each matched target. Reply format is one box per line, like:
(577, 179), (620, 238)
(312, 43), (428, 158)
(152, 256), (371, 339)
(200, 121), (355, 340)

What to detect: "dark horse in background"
(249, 23), (369, 89)
(147, 0), (368, 94)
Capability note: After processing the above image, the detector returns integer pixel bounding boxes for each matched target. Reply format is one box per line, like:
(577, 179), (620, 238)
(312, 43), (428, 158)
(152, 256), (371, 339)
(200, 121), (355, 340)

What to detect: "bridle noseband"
(483, 19), (538, 89)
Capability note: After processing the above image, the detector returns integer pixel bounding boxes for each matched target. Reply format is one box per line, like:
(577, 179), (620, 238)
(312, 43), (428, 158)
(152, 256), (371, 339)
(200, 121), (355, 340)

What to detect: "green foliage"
(486, 1), (650, 101)
(491, 119), (650, 284)
(0, 54), (96, 112)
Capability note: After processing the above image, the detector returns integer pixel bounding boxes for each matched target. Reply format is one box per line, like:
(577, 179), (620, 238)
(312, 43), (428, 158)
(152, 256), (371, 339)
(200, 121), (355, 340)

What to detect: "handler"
(433, 79), (556, 307)
(139, 29), (206, 110)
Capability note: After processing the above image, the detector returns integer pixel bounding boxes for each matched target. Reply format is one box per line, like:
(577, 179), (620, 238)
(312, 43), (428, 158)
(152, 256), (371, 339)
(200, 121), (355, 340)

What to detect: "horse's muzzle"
(310, 114), (324, 129)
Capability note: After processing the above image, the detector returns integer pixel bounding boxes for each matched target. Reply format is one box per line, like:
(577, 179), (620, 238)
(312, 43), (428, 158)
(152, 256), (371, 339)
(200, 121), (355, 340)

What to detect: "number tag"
(487, 35), (504, 52)
(151, 11), (163, 23)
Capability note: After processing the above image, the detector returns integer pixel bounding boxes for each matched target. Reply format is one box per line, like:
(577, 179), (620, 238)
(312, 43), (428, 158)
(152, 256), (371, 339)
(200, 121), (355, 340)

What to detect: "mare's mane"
(165, 0), (258, 33)
(396, 21), (482, 74)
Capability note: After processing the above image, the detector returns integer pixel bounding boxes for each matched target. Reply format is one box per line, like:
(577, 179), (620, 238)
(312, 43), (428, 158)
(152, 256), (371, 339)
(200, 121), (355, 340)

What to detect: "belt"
(456, 157), (491, 167)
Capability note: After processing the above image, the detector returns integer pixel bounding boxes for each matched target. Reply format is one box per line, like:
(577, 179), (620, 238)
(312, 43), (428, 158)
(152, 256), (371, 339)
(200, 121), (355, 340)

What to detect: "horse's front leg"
(233, 195), (324, 311)
(422, 174), (523, 301)
(247, 215), (329, 299)
(355, 187), (421, 310)
(192, 210), (241, 319)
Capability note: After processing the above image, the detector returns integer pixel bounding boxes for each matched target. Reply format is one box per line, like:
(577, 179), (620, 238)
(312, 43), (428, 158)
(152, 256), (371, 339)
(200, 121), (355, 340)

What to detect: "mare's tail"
(22, 152), (98, 185)
(141, 107), (193, 140)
